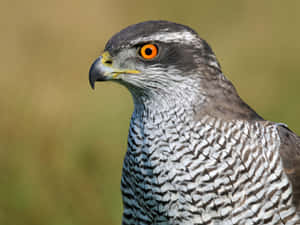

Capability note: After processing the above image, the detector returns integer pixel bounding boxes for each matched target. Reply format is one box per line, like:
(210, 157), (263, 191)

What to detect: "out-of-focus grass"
(0, 1), (300, 224)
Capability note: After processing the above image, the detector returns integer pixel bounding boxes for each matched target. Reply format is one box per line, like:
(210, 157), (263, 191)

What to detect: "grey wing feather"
(277, 124), (300, 211)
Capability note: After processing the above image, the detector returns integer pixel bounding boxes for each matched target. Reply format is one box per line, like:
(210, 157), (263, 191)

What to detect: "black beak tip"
(89, 67), (95, 90)
(89, 57), (102, 90)
(90, 81), (95, 90)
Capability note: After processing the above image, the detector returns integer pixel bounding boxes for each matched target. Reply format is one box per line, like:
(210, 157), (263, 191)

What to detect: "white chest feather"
(121, 104), (299, 225)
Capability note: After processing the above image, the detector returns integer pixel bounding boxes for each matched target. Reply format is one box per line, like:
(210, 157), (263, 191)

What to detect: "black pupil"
(145, 48), (152, 55)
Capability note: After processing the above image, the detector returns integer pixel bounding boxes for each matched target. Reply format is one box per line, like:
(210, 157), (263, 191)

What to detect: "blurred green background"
(1, 0), (300, 224)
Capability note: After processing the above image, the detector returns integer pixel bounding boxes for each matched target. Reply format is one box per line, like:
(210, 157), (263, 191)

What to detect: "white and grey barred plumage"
(89, 21), (300, 225)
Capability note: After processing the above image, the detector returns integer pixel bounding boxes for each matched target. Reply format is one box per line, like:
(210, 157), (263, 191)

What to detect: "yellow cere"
(100, 51), (140, 78)
(101, 51), (113, 67)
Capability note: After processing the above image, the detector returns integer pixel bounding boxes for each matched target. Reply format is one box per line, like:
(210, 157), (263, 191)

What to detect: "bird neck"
(133, 97), (195, 126)
(130, 81), (204, 123)
(128, 69), (262, 126)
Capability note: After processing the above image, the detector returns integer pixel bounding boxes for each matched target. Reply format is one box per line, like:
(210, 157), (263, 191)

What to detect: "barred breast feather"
(121, 101), (300, 225)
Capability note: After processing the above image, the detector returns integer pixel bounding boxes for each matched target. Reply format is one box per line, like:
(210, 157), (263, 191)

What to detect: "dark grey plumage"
(89, 20), (300, 225)
(278, 125), (300, 209)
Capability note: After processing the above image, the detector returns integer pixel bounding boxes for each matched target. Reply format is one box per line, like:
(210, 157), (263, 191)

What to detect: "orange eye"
(140, 44), (158, 59)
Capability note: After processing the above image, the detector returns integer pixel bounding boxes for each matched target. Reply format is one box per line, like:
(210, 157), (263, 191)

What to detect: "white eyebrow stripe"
(130, 31), (201, 45)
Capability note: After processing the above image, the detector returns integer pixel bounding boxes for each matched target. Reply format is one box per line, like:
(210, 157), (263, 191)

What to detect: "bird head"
(89, 21), (223, 100)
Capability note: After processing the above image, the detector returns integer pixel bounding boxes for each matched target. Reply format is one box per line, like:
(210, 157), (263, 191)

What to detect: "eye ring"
(139, 44), (158, 59)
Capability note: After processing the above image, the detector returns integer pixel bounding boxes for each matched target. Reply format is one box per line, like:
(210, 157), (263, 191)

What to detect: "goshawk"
(89, 20), (300, 225)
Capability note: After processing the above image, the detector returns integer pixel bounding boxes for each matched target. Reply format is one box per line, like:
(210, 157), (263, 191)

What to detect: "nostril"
(105, 60), (112, 65)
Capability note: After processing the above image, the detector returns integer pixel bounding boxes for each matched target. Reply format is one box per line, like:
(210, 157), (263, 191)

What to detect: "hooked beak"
(89, 51), (140, 89)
